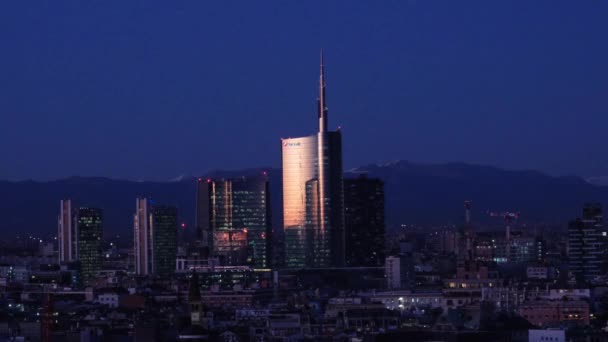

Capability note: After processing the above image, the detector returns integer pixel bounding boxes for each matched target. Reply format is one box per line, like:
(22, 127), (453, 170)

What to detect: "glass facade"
(77, 207), (102, 285)
(151, 206), (178, 277)
(282, 132), (344, 268)
(344, 176), (385, 267)
(282, 54), (345, 268)
(569, 204), (604, 282)
(197, 176), (272, 268)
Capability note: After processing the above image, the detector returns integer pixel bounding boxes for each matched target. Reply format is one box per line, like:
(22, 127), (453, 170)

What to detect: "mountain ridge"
(1, 160), (605, 238)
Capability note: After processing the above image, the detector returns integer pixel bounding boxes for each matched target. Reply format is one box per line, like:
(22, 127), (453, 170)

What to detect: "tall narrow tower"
(282, 52), (345, 268)
(58, 199), (77, 263)
(318, 50), (328, 133)
(134, 198), (150, 275)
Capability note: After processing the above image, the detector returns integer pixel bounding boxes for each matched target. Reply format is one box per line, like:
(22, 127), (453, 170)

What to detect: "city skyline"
(1, 1), (607, 181)
(2, 3), (607, 340)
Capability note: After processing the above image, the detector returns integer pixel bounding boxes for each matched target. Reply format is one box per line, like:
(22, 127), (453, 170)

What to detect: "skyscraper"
(196, 176), (272, 268)
(151, 205), (178, 277)
(58, 199), (77, 263)
(134, 198), (178, 276)
(134, 198), (151, 275)
(77, 207), (102, 284)
(282, 52), (345, 268)
(344, 175), (385, 267)
(569, 203), (605, 283)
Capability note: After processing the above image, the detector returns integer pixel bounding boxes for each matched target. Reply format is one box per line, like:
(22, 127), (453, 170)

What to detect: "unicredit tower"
(281, 52), (345, 268)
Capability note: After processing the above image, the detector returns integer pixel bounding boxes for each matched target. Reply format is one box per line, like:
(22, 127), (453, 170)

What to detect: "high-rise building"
(196, 176), (271, 268)
(133, 198), (178, 276)
(134, 198), (151, 275)
(344, 175), (385, 267)
(151, 205), (178, 277)
(569, 203), (604, 283)
(282, 52), (345, 268)
(58, 199), (77, 263)
(77, 207), (102, 284)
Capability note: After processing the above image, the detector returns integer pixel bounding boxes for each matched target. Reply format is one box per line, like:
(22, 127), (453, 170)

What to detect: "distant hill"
(1, 161), (605, 237)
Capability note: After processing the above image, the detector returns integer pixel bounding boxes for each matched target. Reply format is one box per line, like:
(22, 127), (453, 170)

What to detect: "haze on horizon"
(1, 1), (607, 181)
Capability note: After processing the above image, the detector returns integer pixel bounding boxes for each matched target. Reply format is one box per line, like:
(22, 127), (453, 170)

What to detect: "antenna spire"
(318, 50), (328, 132)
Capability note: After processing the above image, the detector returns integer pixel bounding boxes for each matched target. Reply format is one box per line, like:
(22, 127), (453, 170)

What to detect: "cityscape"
(1, 2), (608, 342)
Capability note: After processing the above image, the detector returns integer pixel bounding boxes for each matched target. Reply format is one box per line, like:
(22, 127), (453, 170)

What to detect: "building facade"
(151, 205), (178, 276)
(133, 198), (178, 276)
(77, 207), (103, 284)
(58, 199), (77, 263)
(134, 198), (151, 275)
(282, 53), (345, 268)
(568, 203), (604, 283)
(344, 175), (385, 267)
(196, 176), (272, 268)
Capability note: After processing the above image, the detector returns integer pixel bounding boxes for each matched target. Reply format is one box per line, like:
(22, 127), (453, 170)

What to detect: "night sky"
(1, 1), (607, 181)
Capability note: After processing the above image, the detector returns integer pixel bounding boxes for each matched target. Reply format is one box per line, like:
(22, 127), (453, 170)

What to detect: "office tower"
(133, 198), (178, 276)
(77, 207), (102, 284)
(58, 199), (77, 263)
(569, 203), (604, 283)
(151, 205), (178, 276)
(196, 176), (271, 268)
(134, 198), (151, 275)
(344, 175), (385, 267)
(282, 52), (345, 268)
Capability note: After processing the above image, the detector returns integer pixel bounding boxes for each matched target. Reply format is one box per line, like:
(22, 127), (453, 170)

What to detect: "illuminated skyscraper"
(282, 52), (345, 268)
(77, 207), (102, 284)
(134, 198), (178, 276)
(196, 176), (272, 268)
(134, 198), (151, 275)
(58, 199), (77, 263)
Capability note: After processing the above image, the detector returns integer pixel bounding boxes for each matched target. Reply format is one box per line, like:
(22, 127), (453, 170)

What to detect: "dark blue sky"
(1, 1), (607, 181)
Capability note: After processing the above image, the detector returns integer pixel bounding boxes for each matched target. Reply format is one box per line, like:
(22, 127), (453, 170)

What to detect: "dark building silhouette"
(77, 207), (102, 284)
(344, 175), (385, 267)
(151, 205), (178, 277)
(568, 203), (604, 283)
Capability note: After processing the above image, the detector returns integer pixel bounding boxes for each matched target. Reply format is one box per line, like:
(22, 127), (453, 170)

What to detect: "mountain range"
(1, 160), (606, 238)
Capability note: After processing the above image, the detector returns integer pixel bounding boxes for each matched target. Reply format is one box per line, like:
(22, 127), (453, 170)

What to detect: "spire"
(318, 49), (328, 132)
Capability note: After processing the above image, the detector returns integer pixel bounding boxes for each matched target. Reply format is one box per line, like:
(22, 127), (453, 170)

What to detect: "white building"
(97, 293), (120, 308)
(528, 329), (565, 342)
(386, 256), (402, 289)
